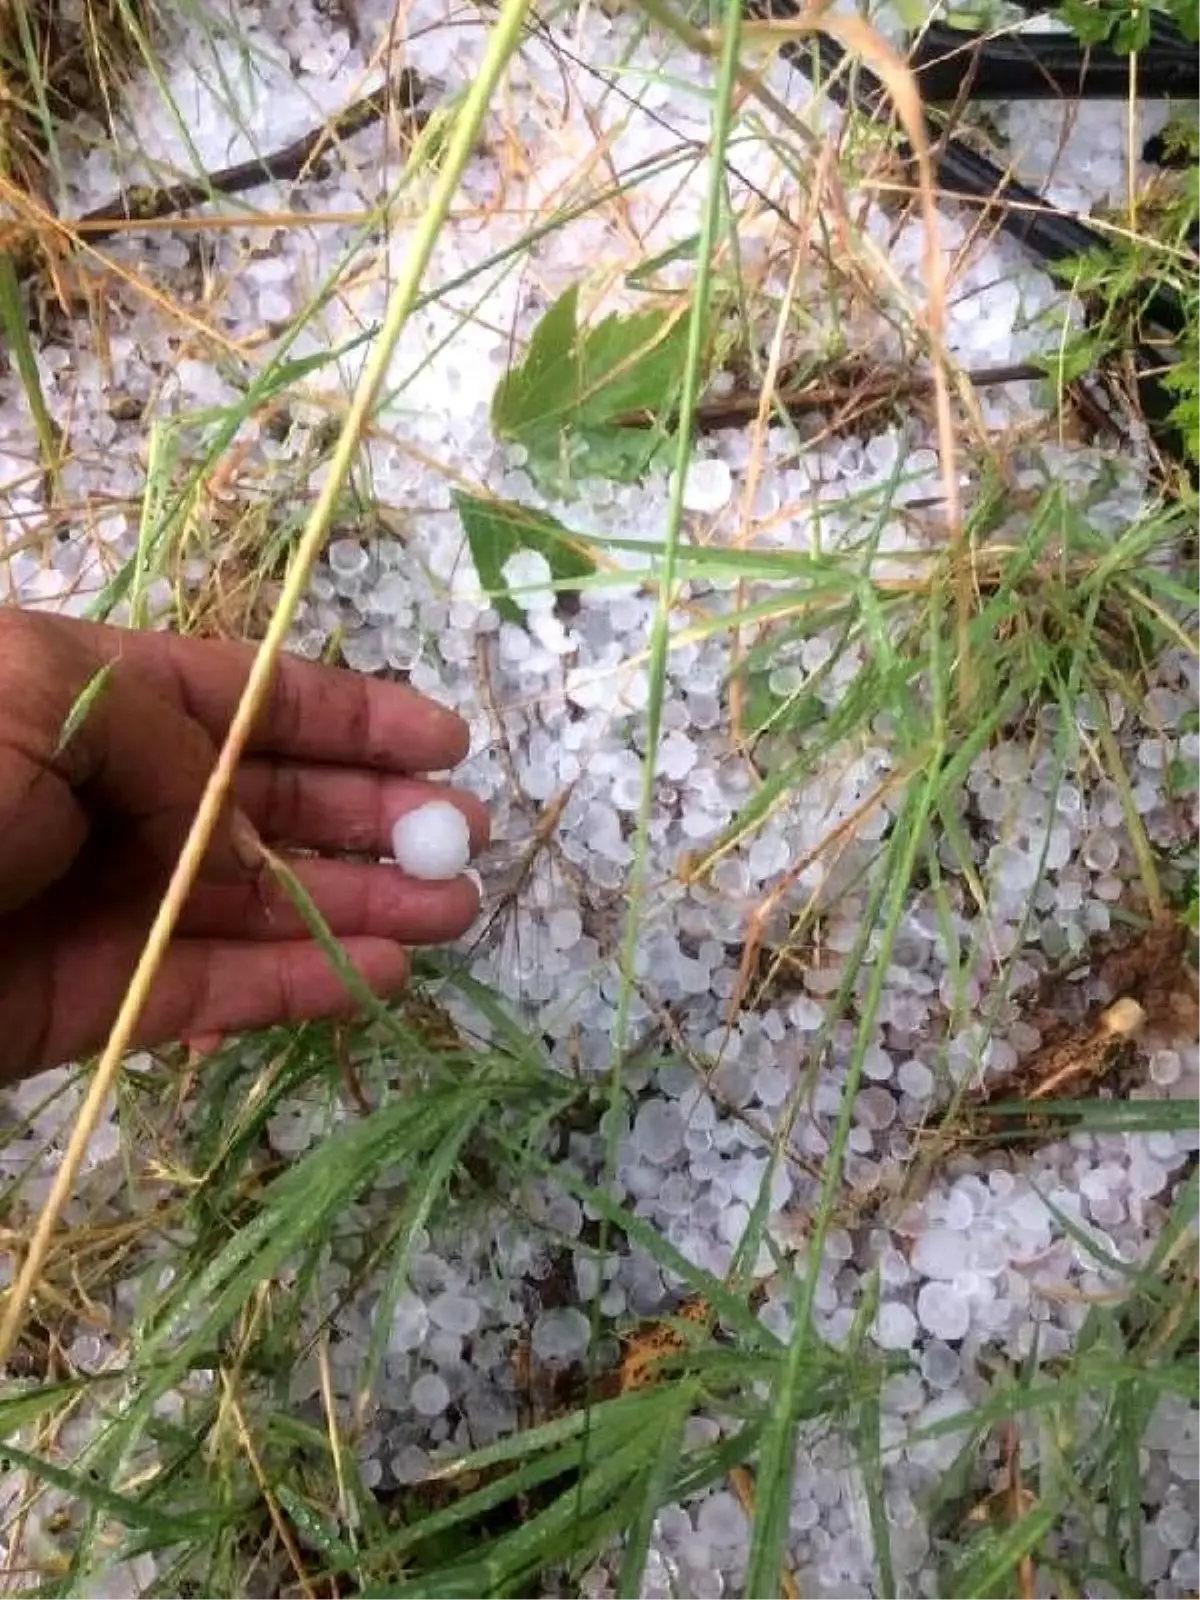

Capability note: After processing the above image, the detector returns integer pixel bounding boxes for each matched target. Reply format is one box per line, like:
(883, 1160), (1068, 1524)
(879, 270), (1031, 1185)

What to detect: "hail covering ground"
(0, 0), (1197, 1594)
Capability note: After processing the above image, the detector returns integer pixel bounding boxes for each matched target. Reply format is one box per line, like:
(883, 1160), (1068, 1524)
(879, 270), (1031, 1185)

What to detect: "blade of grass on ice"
(0, 255), (59, 488)
(616, 1382), (698, 1598)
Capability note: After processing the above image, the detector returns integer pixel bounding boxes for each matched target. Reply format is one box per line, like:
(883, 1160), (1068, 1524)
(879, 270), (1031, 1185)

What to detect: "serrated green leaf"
(454, 491), (596, 624)
(574, 304), (687, 424)
(491, 284), (582, 446)
(1037, 328), (1109, 386)
(490, 284), (688, 486)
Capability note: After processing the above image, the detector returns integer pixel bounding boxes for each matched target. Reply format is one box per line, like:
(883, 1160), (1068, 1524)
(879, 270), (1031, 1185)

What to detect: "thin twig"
(12, 71), (425, 269)
(617, 360), (1050, 433)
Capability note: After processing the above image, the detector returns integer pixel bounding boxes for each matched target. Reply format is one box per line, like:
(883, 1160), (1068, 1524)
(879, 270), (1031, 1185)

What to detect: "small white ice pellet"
(391, 801), (471, 881)
(675, 456), (733, 514)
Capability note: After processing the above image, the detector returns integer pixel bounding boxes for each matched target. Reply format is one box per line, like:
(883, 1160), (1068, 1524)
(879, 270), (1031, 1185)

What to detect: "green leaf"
(272, 1483), (360, 1571)
(491, 283), (583, 445)
(624, 235), (701, 289)
(0, 1440), (218, 1538)
(570, 424), (671, 485)
(52, 662), (118, 760)
(490, 284), (688, 486)
(1154, 114), (1200, 163)
(574, 303), (687, 424)
(0, 1379), (90, 1438)
(454, 491), (596, 624)
(1037, 327), (1110, 386)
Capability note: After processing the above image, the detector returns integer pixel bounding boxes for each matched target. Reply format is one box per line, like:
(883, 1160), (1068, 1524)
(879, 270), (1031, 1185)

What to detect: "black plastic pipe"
(749, 3), (1192, 467)
(910, 22), (1200, 101)
(798, 31), (1187, 340)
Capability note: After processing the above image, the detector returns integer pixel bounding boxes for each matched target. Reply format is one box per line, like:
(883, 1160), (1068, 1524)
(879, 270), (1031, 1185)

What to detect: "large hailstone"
(391, 801), (472, 880)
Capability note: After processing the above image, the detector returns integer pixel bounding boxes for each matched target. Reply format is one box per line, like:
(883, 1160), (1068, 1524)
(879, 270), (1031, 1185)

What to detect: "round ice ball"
(674, 456), (733, 514)
(391, 801), (471, 881)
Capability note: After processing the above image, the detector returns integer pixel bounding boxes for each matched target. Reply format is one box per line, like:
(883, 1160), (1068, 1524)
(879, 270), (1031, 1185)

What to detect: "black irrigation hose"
(752, 6), (1193, 468)
(910, 22), (1200, 102)
(800, 31), (1188, 340)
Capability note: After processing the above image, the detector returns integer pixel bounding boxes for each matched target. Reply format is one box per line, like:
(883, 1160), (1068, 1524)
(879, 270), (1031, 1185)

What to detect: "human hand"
(0, 609), (487, 1083)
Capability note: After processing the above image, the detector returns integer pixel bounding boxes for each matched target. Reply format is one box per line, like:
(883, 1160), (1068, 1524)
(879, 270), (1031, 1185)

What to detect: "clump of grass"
(0, 0), (156, 195)
(0, 0), (157, 489)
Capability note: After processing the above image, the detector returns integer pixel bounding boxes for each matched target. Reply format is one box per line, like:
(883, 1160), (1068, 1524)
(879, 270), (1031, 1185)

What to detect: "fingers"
(55, 662), (257, 884)
(130, 938), (411, 1048)
(0, 743), (89, 916)
(2, 611), (482, 896)
(180, 857), (482, 945)
(233, 763), (490, 858)
(59, 617), (470, 773)
(0, 609), (253, 893)
(1, 921), (412, 1081)
(185, 1032), (225, 1057)
(0, 912), (410, 1083)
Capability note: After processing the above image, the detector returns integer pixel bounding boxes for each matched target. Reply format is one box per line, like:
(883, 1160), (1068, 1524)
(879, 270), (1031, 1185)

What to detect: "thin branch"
(15, 70), (426, 268)
(651, 360), (1051, 433)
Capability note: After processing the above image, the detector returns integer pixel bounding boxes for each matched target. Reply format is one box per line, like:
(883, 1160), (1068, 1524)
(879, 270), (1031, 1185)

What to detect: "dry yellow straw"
(739, 8), (968, 706)
(0, 0), (533, 1367)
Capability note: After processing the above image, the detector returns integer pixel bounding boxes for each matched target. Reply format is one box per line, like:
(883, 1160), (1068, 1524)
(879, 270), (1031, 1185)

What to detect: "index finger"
(59, 618), (470, 773)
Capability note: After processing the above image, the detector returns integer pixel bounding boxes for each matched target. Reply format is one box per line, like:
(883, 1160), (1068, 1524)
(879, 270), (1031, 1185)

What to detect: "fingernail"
(186, 1033), (225, 1058)
(380, 945), (411, 995)
(230, 808), (264, 874)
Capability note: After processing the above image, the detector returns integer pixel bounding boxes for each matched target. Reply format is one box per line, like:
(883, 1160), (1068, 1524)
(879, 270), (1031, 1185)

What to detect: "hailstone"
(391, 801), (471, 881)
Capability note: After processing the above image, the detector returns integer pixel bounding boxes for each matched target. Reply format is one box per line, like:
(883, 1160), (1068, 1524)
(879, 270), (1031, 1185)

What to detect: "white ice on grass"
(410, 1372), (451, 1418)
(915, 1283), (972, 1343)
(910, 1228), (971, 1281)
(500, 548), (554, 609)
(5, 0), (1198, 1593)
(873, 1301), (918, 1351)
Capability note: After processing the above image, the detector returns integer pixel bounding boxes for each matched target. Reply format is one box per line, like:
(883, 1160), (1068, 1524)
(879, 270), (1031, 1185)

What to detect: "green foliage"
(51, 662), (117, 760)
(1058, 0), (1198, 48)
(1040, 317), (1112, 386)
(490, 284), (689, 489)
(741, 673), (817, 744)
(1042, 134), (1198, 469)
(1162, 318), (1200, 467)
(454, 491), (597, 623)
(1155, 114), (1200, 167)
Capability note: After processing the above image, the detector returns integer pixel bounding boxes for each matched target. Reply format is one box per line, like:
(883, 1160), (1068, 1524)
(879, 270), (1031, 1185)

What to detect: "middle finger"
(234, 761), (489, 859)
